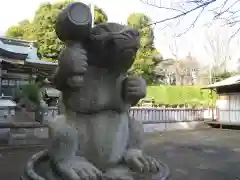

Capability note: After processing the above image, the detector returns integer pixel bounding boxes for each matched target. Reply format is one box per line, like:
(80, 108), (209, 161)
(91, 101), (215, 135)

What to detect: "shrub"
(20, 84), (41, 104)
(146, 85), (216, 107)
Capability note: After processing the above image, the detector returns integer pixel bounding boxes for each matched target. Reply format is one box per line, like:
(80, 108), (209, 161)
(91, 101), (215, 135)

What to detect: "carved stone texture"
(21, 2), (170, 180)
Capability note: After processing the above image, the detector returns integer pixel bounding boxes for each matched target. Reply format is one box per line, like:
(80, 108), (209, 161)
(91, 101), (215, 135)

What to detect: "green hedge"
(147, 85), (216, 106)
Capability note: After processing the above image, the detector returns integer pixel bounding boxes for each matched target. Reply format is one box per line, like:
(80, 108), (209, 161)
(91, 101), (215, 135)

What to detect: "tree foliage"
(127, 13), (162, 83)
(5, 0), (108, 61)
(5, 20), (35, 40)
(212, 71), (235, 83)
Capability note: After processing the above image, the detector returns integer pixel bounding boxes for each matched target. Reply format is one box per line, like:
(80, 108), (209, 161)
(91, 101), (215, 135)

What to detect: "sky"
(0, 0), (239, 70)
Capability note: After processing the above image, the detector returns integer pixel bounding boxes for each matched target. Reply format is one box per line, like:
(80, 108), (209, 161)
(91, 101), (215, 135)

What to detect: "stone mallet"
(53, 2), (92, 90)
(55, 2), (92, 42)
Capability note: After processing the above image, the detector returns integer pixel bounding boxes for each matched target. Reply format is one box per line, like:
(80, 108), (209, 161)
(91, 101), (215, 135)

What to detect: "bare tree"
(173, 53), (201, 85)
(204, 26), (232, 75)
(167, 33), (198, 85)
(168, 32), (180, 60)
(154, 58), (176, 84)
(140, 0), (240, 37)
(155, 51), (201, 85)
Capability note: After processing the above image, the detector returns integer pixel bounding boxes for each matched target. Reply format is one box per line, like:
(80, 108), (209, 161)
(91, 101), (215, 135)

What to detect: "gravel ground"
(1, 129), (240, 180)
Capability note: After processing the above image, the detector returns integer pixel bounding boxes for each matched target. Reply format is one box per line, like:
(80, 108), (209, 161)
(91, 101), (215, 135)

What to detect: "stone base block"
(8, 127), (49, 145)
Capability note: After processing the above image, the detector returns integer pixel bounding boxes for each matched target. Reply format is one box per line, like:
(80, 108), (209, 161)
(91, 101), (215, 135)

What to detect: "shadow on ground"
(1, 129), (240, 180)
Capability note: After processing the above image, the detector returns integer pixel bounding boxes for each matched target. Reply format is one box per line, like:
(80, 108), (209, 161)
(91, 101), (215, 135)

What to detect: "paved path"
(144, 129), (240, 180)
(0, 146), (45, 180)
(1, 129), (240, 180)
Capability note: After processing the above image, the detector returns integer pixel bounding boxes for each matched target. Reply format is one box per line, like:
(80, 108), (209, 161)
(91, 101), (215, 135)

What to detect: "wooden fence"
(129, 107), (213, 132)
(45, 106), (211, 132)
(0, 107), (214, 144)
(129, 107), (206, 123)
(47, 106), (210, 123)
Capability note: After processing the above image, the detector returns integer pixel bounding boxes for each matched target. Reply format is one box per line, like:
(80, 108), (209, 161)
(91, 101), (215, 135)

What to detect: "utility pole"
(89, 1), (95, 27)
(77, 0), (94, 27)
(209, 61), (212, 84)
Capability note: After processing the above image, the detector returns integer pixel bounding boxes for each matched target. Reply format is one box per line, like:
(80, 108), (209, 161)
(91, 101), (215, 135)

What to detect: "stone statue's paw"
(122, 76), (146, 104)
(56, 42), (88, 89)
(56, 159), (103, 180)
(124, 150), (160, 174)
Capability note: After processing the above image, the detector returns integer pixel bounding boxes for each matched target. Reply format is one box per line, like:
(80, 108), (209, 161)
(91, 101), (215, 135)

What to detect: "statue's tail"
(20, 150), (48, 180)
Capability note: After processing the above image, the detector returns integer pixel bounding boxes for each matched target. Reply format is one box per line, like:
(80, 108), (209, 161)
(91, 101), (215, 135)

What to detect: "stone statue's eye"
(131, 30), (140, 37)
(125, 30), (140, 38)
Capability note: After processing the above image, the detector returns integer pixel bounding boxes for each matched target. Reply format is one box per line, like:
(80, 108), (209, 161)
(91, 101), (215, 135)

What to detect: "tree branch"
(141, 0), (240, 36)
(140, 0), (185, 13)
(141, 0), (217, 27)
(212, 0), (239, 20)
(230, 27), (240, 39)
(176, 5), (206, 37)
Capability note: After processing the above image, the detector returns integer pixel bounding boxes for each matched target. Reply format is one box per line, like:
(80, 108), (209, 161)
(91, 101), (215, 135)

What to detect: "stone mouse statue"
(49, 23), (160, 180)
(20, 2), (168, 180)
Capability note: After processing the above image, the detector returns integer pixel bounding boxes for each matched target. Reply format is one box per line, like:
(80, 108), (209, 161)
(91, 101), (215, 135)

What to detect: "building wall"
(216, 93), (240, 123)
(0, 71), (30, 97)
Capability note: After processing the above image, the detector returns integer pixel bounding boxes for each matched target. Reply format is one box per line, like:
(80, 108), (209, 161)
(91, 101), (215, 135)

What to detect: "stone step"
(9, 133), (28, 139)
(9, 127), (49, 139)
(8, 138), (48, 146)
(8, 127), (49, 145)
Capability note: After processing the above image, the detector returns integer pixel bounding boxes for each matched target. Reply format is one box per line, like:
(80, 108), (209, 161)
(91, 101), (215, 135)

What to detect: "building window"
(9, 80), (15, 86)
(19, 80), (28, 85)
(16, 80), (20, 86)
(22, 80), (28, 85)
(1, 80), (8, 86)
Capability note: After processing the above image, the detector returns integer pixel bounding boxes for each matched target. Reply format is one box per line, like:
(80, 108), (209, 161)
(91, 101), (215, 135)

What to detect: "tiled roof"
(203, 75), (240, 89)
(0, 37), (57, 66)
(0, 99), (16, 107)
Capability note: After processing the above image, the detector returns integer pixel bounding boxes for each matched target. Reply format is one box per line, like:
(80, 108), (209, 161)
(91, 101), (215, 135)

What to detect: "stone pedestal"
(20, 150), (171, 180)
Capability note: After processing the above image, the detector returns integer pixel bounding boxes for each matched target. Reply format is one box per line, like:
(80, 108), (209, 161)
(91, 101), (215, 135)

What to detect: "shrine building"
(0, 37), (57, 97)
